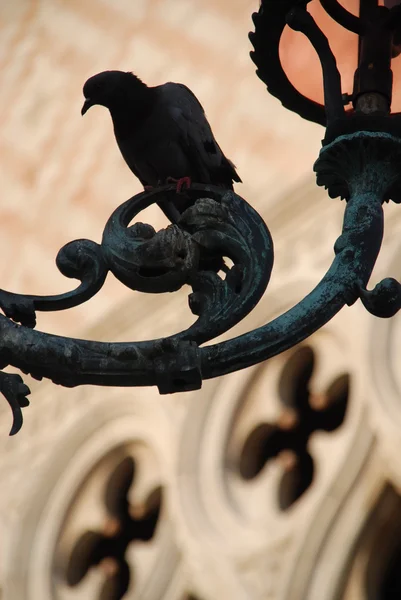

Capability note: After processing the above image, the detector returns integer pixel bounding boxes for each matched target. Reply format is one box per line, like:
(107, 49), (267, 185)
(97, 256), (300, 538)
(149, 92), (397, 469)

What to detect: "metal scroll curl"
(0, 239), (108, 328)
(0, 184), (273, 435)
(101, 185), (274, 345)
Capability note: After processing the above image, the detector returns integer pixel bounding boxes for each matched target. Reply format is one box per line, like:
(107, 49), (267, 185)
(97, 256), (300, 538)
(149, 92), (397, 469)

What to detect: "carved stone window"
(3, 400), (206, 600)
(341, 484), (401, 600)
(171, 332), (356, 599)
(47, 429), (178, 600)
(3, 332), (357, 600)
(222, 341), (352, 528)
(234, 345), (349, 509)
(60, 455), (162, 599)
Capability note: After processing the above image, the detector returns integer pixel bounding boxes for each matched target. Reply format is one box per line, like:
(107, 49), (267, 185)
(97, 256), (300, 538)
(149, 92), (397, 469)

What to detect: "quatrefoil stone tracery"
(229, 344), (350, 510)
(54, 445), (166, 600)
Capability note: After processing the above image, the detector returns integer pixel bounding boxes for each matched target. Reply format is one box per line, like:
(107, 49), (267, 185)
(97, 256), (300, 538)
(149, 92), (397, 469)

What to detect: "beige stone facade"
(1, 1), (401, 599)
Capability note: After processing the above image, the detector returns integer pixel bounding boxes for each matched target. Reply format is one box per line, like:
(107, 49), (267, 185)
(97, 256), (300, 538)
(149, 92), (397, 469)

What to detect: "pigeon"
(81, 71), (241, 193)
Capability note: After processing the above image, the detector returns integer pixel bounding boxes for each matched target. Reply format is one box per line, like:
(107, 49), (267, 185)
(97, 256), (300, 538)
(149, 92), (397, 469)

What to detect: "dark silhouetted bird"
(81, 70), (241, 193)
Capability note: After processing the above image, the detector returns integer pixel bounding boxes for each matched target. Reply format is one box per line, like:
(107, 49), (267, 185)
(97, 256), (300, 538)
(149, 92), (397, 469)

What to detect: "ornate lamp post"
(2, 0), (401, 435)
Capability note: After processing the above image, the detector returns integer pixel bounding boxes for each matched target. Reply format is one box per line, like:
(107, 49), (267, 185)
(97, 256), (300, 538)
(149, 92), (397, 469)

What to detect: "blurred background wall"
(1, 1), (401, 599)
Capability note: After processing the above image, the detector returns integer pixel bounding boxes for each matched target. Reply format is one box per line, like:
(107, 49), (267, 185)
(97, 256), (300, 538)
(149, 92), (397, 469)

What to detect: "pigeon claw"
(166, 176), (192, 193)
(176, 176), (191, 193)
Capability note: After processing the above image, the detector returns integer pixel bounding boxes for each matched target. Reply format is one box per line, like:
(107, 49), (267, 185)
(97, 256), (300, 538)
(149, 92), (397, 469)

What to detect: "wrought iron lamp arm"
(4, 131), (401, 435)
(3, 0), (401, 436)
(202, 131), (401, 379)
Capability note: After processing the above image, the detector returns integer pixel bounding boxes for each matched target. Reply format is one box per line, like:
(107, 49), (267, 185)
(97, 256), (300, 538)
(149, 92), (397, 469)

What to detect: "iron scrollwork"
(3, 0), (401, 434)
(0, 185), (273, 434)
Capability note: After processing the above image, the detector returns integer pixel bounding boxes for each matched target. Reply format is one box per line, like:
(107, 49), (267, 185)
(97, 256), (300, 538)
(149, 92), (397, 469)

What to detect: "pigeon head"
(81, 70), (147, 115)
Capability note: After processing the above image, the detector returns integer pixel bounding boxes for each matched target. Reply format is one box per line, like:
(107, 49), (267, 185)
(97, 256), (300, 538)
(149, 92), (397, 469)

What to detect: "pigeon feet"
(176, 176), (191, 193)
(166, 176), (192, 193)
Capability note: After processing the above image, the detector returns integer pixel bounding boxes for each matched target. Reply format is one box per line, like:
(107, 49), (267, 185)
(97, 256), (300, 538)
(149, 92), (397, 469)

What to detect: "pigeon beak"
(81, 98), (94, 116)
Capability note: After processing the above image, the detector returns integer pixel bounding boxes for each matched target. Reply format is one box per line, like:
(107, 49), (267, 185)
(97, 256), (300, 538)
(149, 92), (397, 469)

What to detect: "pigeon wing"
(161, 83), (241, 187)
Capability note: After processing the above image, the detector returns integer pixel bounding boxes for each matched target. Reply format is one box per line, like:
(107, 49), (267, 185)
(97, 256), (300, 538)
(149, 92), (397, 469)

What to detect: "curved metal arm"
(286, 6), (345, 122)
(2, 135), (401, 435)
(200, 202), (375, 378)
(201, 131), (401, 378)
(319, 0), (361, 34)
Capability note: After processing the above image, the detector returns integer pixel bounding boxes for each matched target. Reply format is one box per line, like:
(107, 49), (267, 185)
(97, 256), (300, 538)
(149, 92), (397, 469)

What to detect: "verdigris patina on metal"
(3, 0), (401, 434)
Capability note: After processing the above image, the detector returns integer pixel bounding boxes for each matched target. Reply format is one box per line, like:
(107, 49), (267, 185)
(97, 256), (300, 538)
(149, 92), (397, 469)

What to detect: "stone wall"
(2, 1), (401, 600)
